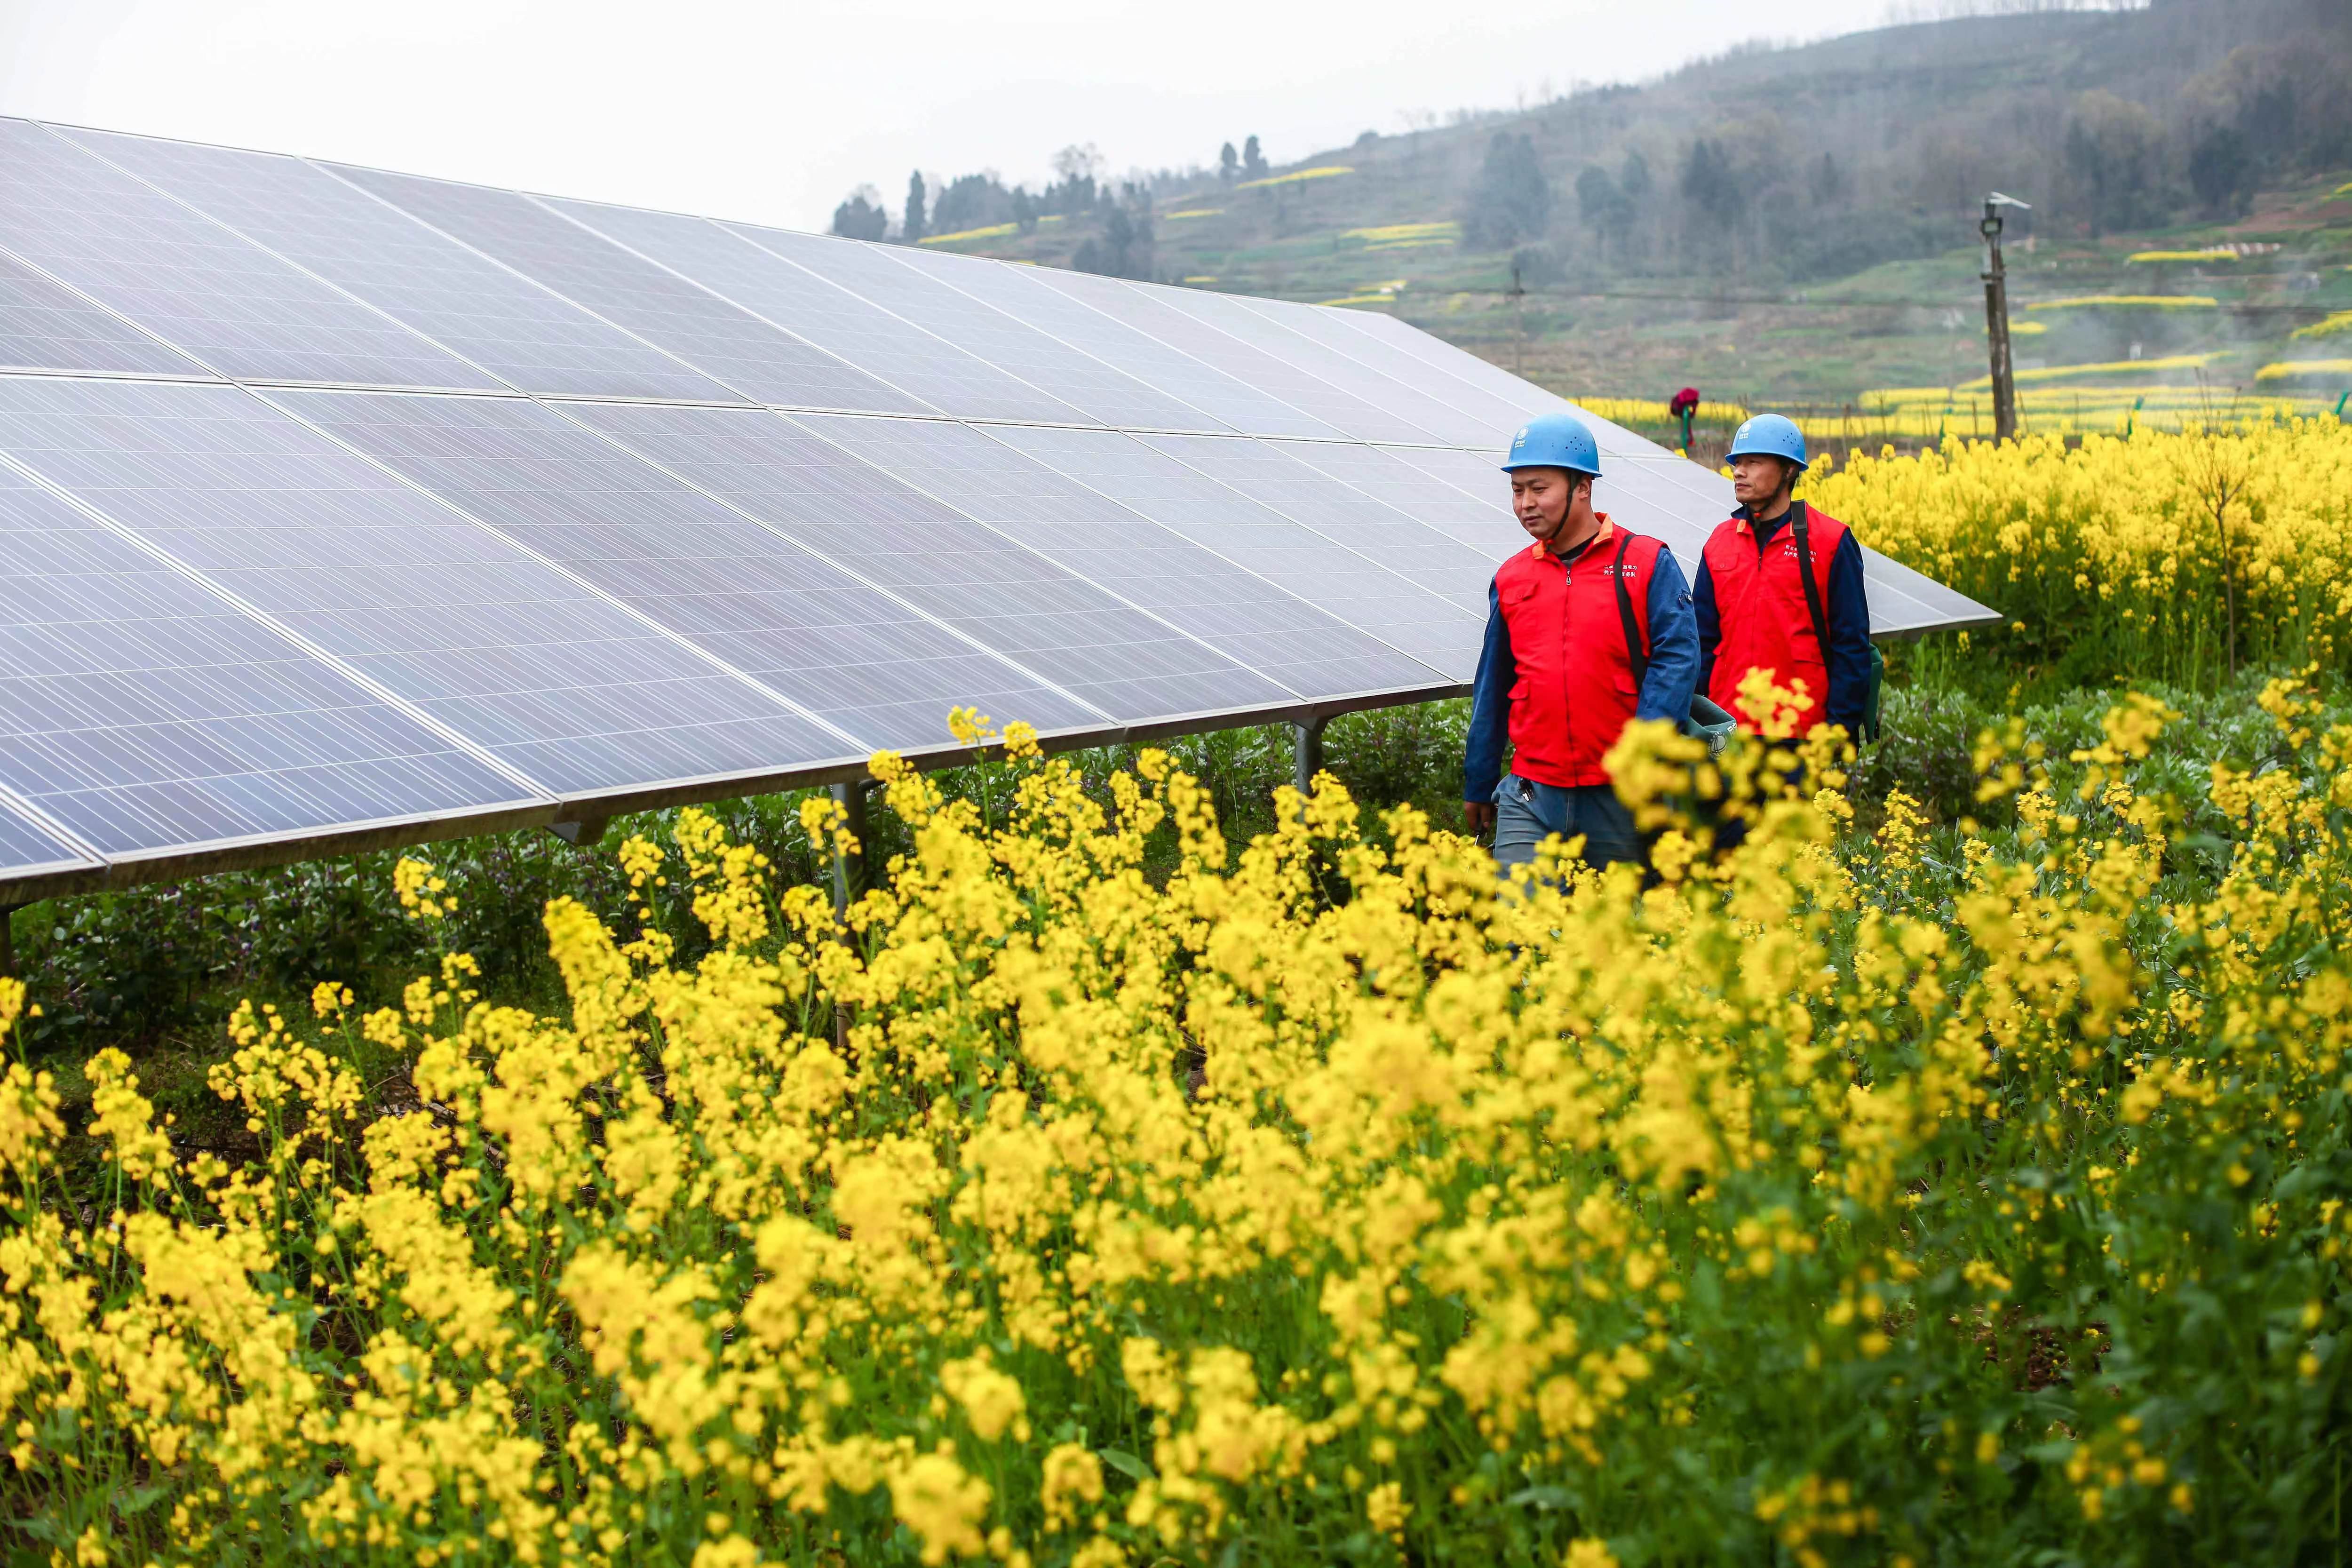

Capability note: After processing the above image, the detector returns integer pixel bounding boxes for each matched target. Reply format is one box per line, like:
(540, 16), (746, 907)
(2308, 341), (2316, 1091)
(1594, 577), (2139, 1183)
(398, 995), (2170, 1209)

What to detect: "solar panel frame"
(1133, 434), (1499, 619)
(736, 228), (1217, 433)
(880, 245), (1333, 438)
(546, 198), (1098, 425)
(0, 450), (549, 863)
(1329, 310), (1666, 457)
(1159, 289), (1502, 446)
(324, 164), (907, 414)
(1276, 439), (1523, 558)
(1025, 267), (1422, 442)
(0, 786), (100, 897)
(1232, 296), (1549, 443)
(274, 388), (1119, 752)
(0, 247), (213, 380)
(0, 117), (501, 392)
(558, 401), (1297, 725)
(977, 422), (1481, 681)
(53, 125), (751, 406)
(0, 116), (2004, 902)
(0, 375), (873, 808)
(795, 413), (1458, 705)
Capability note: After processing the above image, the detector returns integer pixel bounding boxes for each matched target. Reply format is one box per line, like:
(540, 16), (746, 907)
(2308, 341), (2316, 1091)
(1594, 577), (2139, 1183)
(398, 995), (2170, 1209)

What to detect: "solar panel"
(0, 794), (90, 883)
(326, 166), (896, 413)
(735, 230), (1223, 432)
(978, 422), (1482, 680)
(0, 116), (2002, 900)
(1154, 289), (1492, 446)
(1027, 268), (1413, 442)
(801, 414), (1448, 701)
(0, 375), (852, 797)
(0, 454), (540, 858)
(1333, 310), (1567, 419)
(1331, 311), (1664, 457)
(1278, 440), (1522, 557)
(276, 388), (1107, 749)
(1134, 435), (1497, 617)
(52, 127), (744, 406)
(546, 197), (1083, 424)
(0, 118), (497, 391)
(1237, 297), (1544, 442)
(559, 401), (1293, 724)
(0, 249), (209, 379)
(883, 246), (1324, 438)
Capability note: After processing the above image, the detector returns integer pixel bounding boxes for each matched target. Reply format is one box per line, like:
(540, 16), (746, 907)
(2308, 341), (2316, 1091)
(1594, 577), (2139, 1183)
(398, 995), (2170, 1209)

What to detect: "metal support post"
(1507, 259), (1527, 378)
(1293, 715), (1330, 799)
(0, 904), (20, 980)
(830, 780), (872, 915)
(1980, 192), (2031, 444)
(548, 815), (610, 849)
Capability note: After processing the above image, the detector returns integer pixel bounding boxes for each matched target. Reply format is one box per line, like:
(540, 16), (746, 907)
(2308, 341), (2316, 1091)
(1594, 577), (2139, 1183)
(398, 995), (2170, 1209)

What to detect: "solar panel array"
(0, 116), (1998, 901)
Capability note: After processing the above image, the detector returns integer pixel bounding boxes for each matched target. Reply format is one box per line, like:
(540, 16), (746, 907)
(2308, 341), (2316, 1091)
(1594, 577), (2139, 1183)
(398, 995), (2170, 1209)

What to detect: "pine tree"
(902, 171), (928, 244)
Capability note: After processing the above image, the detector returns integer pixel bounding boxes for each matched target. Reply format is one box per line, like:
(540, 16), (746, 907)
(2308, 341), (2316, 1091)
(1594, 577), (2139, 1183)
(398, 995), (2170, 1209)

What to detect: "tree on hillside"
(932, 172), (1015, 235)
(1242, 135), (1269, 181)
(1575, 164), (1634, 263)
(830, 186), (889, 242)
(1012, 187), (1039, 234)
(1219, 142), (1239, 185)
(2188, 125), (2255, 216)
(902, 171), (929, 244)
(1808, 151), (1851, 208)
(1462, 132), (1552, 251)
(1676, 136), (1748, 270)
(2061, 91), (2164, 236)
(1073, 189), (1154, 280)
(1620, 149), (1652, 206)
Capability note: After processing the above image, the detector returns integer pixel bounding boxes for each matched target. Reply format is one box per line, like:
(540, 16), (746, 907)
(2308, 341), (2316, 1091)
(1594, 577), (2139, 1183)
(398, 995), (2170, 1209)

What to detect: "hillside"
(882, 0), (2352, 423)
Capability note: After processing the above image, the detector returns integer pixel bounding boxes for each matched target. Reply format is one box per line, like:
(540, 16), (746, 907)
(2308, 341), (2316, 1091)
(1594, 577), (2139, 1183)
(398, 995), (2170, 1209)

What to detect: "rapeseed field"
(1815, 417), (2352, 687)
(4, 667), (2345, 1564)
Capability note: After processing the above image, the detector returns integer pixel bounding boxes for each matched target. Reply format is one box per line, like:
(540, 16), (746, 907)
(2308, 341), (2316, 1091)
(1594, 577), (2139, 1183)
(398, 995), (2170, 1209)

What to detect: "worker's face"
(1510, 468), (1581, 542)
(1731, 454), (1797, 511)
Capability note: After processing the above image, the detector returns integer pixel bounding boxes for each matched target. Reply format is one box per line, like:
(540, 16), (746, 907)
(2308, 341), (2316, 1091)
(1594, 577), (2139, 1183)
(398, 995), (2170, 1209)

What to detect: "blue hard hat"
(1726, 413), (1808, 470)
(1500, 412), (1601, 478)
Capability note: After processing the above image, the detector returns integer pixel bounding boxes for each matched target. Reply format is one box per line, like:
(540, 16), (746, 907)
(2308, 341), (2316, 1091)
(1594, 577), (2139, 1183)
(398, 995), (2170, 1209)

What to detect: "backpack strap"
(1613, 531), (1649, 694)
(1788, 502), (1834, 661)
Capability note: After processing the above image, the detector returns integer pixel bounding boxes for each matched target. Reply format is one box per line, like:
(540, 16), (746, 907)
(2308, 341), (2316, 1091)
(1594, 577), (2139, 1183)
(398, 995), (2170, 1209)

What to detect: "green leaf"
(1098, 1447), (1154, 1482)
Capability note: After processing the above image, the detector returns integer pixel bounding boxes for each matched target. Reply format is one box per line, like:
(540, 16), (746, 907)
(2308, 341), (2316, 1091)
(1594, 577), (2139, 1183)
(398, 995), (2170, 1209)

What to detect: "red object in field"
(1669, 386), (1701, 417)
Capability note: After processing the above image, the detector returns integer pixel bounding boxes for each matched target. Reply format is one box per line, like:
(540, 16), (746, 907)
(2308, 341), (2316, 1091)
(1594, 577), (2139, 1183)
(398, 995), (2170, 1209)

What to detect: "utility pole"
(1980, 192), (2030, 442)
(1508, 259), (1527, 378)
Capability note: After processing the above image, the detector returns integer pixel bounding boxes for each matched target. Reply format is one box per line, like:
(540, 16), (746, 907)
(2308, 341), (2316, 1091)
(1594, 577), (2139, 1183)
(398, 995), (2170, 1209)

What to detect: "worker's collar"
(1732, 498), (1801, 538)
(1530, 512), (1613, 562)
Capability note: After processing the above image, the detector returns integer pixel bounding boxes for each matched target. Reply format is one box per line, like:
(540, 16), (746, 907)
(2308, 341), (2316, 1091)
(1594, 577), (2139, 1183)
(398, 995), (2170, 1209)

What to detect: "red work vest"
(1701, 502), (1849, 737)
(1494, 515), (1663, 789)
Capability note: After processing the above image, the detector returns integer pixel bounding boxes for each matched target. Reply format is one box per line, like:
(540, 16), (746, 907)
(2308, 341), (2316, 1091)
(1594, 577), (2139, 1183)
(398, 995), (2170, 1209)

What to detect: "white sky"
(0, 0), (1899, 231)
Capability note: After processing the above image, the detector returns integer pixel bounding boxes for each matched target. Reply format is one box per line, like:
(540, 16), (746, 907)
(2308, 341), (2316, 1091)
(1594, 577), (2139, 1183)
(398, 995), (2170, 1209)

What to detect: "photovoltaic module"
(0, 116), (1999, 899)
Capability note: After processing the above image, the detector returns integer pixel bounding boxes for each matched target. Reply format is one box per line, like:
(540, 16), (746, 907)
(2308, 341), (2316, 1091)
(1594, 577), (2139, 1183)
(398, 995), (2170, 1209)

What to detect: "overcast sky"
(0, 0), (1902, 231)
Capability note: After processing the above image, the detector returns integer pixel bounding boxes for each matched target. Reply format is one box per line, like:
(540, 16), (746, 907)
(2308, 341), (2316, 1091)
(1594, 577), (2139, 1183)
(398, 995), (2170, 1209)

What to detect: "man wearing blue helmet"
(1694, 414), (1873, 742)
(1462, 411), (1700, 873)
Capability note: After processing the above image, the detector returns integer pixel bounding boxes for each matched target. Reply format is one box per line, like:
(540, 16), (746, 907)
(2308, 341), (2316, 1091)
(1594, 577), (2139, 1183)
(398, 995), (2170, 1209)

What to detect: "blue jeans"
(1491, 773), (1643, 873)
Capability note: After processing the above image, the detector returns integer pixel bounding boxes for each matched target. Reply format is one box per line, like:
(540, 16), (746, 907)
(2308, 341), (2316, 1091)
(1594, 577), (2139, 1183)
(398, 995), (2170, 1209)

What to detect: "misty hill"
(850, 0), (2352, 411)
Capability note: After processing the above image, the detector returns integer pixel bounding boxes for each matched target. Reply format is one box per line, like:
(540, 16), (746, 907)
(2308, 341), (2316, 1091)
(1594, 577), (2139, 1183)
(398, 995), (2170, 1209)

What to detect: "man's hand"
(1463, 800), (1495, 838)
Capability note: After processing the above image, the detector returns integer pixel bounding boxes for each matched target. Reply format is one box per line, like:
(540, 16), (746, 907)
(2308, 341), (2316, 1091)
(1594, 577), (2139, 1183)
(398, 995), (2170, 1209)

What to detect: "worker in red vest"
(1693, 415), (1873, 741)
(1463, 412), (1700, 872)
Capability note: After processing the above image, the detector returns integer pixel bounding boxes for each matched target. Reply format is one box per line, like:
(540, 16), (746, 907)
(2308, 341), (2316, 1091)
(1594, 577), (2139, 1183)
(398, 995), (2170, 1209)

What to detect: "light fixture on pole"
(1980, 192), (2031, 442)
